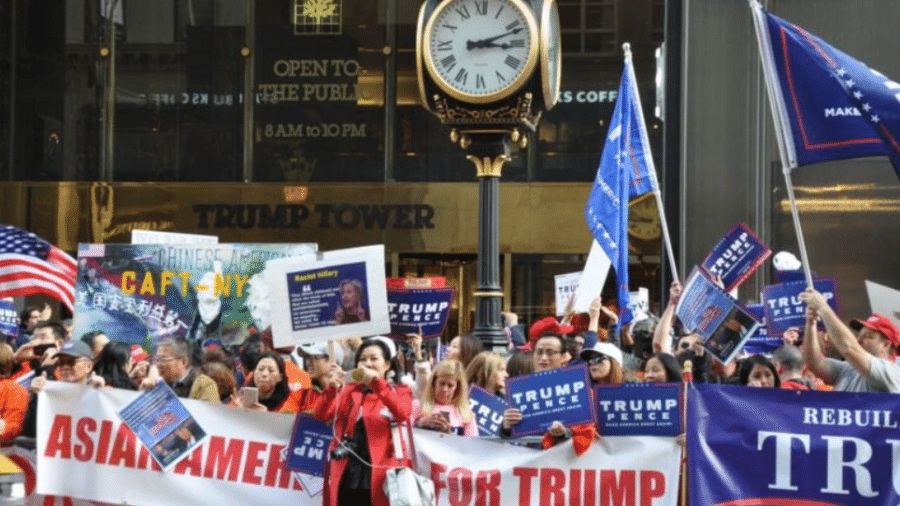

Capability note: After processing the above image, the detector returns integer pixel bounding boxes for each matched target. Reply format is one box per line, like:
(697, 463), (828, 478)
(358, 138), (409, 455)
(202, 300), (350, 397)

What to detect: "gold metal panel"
(0, 182), (599, 254)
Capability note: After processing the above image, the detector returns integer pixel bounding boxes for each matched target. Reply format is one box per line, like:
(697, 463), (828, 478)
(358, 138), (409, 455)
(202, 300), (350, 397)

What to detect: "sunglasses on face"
(588, 354), (608, 365)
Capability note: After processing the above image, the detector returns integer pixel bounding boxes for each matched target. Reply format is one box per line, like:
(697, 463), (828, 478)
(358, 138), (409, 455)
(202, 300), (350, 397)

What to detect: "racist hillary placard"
(266, 245), (389, 347)
(73, 243), (318, 348)
(505, 366), (594, 438)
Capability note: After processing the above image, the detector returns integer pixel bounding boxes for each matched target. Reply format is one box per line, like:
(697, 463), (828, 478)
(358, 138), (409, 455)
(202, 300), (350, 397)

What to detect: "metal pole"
(102, 0), (121, 182)
(781, 169), (814, 288)
(383, 0), (397, 182)
(465, 133), (510, 350)
(242, 0), (256, 182)
(7, 0), (16, 180)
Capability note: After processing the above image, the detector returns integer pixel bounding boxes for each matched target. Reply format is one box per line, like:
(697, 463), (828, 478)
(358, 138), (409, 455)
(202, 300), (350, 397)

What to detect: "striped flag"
(0, 225), (76, 309)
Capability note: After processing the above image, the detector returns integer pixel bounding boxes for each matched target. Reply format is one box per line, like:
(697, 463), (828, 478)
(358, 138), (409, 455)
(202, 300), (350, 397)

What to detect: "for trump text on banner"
(585, 50), (657, 329)
(689, 383), (900, 506)
(750, 1), (900, 177)
(414, 429), (680, 506)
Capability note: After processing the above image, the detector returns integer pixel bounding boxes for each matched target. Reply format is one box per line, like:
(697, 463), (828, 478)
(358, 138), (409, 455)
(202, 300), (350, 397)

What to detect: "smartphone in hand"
(241, 387), (259, 406)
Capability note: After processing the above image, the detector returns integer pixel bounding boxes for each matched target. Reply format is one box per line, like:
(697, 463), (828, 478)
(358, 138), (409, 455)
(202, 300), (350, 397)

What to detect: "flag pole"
(623, 43), (680, 282)
(748, 1), (814, 288)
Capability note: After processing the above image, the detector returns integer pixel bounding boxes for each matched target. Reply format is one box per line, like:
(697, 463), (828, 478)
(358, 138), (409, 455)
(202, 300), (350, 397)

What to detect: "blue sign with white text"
(595, 383), (682, 436)
(505, 365), (594, 437)
(0, 298), (18, 339)
(701, 223), (771, 293)
(743, 304), (783, 355)
(762, 278), (840, 334)
(689, 383), (900, 506)
(387, 288), (454, 339)
(287, 261), (370, 331)
(468, 385), (508, 437)
(286, 414), (332, 477)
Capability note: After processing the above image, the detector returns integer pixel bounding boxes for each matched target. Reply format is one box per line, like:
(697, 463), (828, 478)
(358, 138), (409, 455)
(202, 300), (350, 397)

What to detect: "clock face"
(540, 0), (561, 109)
(424, 0), (539, 103)
(628, 194), (662, 241)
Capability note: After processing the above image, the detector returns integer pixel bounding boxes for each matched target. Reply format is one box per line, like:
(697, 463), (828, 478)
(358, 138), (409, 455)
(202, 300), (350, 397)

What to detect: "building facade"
(1, 0), (896, 330)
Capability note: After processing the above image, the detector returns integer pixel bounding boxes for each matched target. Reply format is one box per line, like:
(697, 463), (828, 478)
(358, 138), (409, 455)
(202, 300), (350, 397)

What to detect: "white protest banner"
(572, 240), (612, 313)
(414, 429), (680, 506)
(865, 280), (900, 330)
(36, 383), (322, 506)
(131, 229), (219, 244)
(554, 272), (581, 316)
(266, 245), (390, 347)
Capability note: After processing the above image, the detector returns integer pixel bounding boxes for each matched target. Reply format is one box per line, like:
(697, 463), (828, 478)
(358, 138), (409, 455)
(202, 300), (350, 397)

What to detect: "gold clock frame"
(420, 0), (540, 105)
(539, 0), (561, 110)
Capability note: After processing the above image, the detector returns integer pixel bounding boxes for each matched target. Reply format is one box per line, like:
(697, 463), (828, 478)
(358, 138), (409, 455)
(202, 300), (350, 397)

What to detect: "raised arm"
(800, 288), (870, 376)
(799, 304), (835, 384)
(653, 281), (682, 354)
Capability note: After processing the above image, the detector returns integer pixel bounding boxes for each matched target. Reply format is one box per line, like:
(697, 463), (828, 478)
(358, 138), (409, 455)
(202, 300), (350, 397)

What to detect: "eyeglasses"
(57, 357), (89, 367)
(534, 348), (562, 358)
(153, 355), (177, 364)
(588, 354), (608, 365)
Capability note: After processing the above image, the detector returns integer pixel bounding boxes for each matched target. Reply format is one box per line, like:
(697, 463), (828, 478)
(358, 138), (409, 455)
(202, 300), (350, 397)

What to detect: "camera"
(330, 438), (356, 460)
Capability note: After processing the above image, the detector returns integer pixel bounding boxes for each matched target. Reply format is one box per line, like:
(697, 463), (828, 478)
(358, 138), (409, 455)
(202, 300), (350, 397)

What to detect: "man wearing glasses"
(140, 338), (219, 402)
(22, 340), (97, 438)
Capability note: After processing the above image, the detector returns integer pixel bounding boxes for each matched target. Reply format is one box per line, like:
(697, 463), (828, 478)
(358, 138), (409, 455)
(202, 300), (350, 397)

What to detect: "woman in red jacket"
(314, 337), (412, 506)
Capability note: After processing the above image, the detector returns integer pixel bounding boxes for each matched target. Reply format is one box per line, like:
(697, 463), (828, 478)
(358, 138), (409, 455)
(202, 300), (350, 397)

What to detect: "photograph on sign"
(117, 381), (206, 470)
(266, 245), (389, 347)
(73, 243), (317, 348)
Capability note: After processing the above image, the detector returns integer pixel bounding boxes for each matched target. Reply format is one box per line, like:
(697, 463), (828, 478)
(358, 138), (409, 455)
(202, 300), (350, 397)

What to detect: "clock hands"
(466, 27), (523, 50)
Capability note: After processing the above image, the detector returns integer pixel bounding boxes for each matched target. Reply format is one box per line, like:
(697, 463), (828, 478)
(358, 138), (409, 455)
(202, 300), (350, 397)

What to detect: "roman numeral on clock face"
(505, 55), (521, 69)
(454, 67), (469, 84)
(441, 54), (456, 72)
(473, 0), (487, 15)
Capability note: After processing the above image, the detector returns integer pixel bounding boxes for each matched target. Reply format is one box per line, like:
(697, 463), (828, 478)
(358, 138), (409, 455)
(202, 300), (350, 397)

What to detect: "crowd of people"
(0, 282), (898, 506)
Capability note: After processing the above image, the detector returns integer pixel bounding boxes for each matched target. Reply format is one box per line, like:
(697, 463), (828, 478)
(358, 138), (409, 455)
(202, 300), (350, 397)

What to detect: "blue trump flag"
(584, 47), (657, 327)
(751, 1), (900, 178)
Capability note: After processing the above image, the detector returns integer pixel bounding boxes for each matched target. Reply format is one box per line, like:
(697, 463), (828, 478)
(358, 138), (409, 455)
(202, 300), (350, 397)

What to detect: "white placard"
(131, 229), (219, 244)
(628, 286), (649, 322)
(554, 271), (582, 316)
(572, 240), (612, 313)
(266, 245), (389, 347)
(865, 280), (900, 330)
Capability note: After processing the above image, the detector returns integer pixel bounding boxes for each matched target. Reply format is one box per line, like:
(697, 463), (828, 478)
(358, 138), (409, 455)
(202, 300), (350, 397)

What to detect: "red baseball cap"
(528, 316), (575, 342)
(850, 313), (900, 347)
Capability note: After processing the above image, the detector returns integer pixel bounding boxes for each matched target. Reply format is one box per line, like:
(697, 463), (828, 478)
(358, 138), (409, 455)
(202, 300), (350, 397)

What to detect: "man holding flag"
(585, 43), (670, 330)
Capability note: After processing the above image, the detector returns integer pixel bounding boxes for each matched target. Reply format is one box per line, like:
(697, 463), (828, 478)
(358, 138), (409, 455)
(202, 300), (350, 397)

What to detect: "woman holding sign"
(314, 336), (413, 506)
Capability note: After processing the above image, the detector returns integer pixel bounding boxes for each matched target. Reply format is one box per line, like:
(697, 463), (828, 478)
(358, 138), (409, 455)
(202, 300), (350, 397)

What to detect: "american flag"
(0, 225), (77, 309)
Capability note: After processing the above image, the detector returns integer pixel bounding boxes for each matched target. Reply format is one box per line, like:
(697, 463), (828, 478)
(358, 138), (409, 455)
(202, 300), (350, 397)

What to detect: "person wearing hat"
(314, 336), (413, 506)
(280, 341), (345, 414)
(800, 288), (900, 393)
(21, 340), (98, 439)
(580, 341), (625, 385)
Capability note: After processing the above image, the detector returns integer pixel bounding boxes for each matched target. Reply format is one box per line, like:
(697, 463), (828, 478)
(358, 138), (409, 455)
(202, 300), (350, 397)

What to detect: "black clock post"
(458, 129), (523, 350)
(416, 0), (560, 351)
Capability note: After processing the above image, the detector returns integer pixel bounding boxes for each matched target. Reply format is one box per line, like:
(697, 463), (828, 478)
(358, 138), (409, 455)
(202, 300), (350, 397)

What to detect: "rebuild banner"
(688, 383), (900, 506)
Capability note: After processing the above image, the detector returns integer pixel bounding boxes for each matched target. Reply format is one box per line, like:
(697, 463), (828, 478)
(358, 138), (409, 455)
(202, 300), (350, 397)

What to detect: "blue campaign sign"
(675, 267), (735, 338)
(118, 381), (205, 469)
(762, 278), (840, 334)
(505, 365), (594, 437)
(0, 298), (18, 339)
(387, 288), (454, 339)
(595, 383), (681, 436)
(742, 304), (783, 355)
(467, 385), (508, 437)
(286, 414), (332, 477)
(689, 383), (900, 506)
(701, 222), (771, 292)
(287, 261), (370, 331)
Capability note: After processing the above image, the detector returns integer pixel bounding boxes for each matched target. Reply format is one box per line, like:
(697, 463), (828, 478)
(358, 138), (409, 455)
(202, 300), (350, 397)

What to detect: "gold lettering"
(160, 271), (175, 295)
(234, 274), (250, 297)
(178, 272), (192, 295)
(139, 272), (156, 295)
(122, 272), (137, 294)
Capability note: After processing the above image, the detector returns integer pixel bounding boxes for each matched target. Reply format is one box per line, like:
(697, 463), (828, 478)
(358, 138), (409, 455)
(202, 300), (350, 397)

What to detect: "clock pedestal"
(455, 129), (526, 350)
